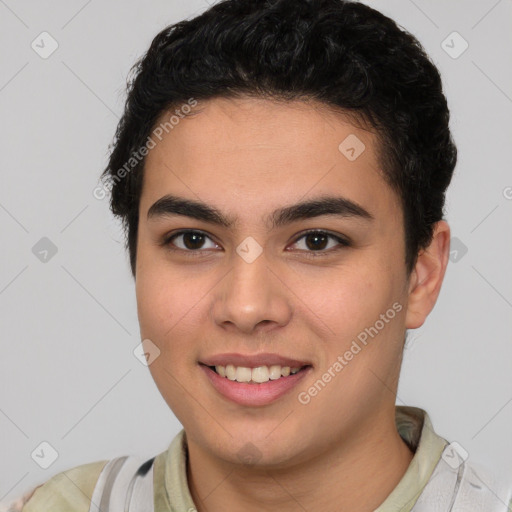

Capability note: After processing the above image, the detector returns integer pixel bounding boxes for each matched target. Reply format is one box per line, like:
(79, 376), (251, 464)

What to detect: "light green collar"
(157, 406), (447, 512)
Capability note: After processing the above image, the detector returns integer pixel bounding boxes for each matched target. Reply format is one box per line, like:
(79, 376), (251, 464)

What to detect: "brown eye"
(290, 230), (350, 255)
(179, 232), (207, 250)
(163, 230), (219, 253)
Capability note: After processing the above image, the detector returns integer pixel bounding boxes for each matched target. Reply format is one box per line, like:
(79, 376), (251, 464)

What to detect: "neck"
(186, 409), (414, 512)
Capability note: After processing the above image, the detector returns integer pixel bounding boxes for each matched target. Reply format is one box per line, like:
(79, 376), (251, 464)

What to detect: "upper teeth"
(215, 364), (302, 383)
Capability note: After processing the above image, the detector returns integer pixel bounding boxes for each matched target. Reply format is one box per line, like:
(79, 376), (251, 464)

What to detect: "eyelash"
(160, 229), (351, 258)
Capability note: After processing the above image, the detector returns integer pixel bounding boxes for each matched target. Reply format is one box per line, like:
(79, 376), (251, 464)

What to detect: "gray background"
(1, 0), (511, 504)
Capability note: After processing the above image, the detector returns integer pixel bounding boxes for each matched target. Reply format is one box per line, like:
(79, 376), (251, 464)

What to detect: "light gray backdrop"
(1, 0), (511, 505)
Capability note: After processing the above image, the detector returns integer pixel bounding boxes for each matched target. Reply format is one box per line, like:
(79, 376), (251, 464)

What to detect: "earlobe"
(405, 220), (451, 329)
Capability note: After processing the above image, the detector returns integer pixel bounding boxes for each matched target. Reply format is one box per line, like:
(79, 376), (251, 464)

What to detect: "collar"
(154, 406), (447, 511)
(375, 406), (448, 511)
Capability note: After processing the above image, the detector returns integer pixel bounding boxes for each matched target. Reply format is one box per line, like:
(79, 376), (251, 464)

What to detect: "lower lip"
(200, 364), (312, 407)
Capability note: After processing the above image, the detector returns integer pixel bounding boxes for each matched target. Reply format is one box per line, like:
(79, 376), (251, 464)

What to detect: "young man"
(13, 0), (512, 510)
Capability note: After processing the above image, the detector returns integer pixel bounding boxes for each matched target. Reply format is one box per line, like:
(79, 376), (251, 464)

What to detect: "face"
(135, 96), (413, 467)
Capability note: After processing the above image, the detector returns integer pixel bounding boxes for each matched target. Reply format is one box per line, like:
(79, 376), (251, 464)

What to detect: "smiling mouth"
(202, 363), (311, 384)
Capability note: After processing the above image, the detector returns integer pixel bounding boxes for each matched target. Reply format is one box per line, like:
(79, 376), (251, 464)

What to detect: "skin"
(135, 96), (450, 511)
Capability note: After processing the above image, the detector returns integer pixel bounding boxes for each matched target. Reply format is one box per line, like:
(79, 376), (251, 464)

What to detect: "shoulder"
(456, 458), (512, 511)
(416, 444), (512, 511)
(20, 459), (109, 512)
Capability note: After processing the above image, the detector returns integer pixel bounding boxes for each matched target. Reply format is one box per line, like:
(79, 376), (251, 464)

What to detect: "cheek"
(136, 273), (174, 340)
(135, 255), (195, 337)
(299, 263), (405, 377)
(135, 264), (207, 365)
(136, 267), (199, 417)
(299, 264), (380, 335)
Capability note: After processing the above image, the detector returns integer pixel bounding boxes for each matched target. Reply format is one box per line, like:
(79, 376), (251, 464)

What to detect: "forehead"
(140, 97), (399, 227)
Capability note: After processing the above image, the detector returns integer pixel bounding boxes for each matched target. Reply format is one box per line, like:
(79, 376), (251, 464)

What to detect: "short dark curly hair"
(99, 0), (457, 279)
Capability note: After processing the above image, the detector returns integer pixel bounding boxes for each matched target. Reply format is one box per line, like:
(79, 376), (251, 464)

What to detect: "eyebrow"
(146, 194), (374, 229)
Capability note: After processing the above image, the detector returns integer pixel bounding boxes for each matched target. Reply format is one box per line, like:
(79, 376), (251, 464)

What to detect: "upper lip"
(200, 353), (312, 368)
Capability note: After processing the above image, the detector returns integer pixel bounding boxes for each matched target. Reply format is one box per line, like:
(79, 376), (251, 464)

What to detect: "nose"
(211, 247), (293, 335)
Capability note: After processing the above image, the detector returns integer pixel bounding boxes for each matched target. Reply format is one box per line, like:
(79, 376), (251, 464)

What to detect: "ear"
(405, 220), (451, 329)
